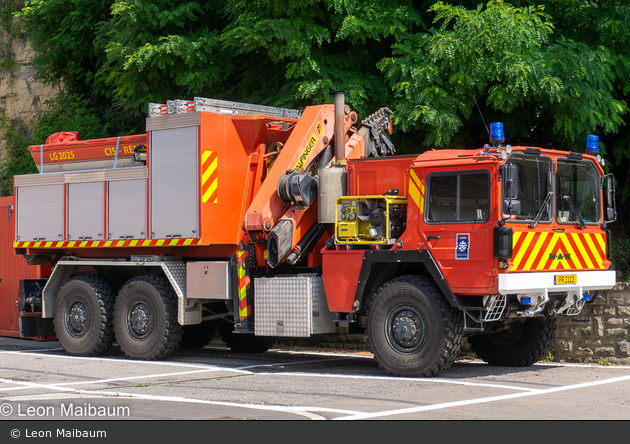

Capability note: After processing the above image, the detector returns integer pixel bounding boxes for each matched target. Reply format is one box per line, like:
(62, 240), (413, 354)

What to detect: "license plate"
(554, 274), (576, 285)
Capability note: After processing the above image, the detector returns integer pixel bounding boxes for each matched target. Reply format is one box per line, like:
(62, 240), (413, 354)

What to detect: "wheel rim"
(65, 298), (90, 338)
(386, 304), (427, 353)
(126, 299), (153, 340)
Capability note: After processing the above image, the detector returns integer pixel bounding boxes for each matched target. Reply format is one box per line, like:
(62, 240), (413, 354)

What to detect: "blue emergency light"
(586, 135), (599, 154)
(490, 122), (505, 145)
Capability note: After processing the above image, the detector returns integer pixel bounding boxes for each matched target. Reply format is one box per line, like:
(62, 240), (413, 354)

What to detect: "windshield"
(504, 154), (552, 223)
(556, 159), (601, 225)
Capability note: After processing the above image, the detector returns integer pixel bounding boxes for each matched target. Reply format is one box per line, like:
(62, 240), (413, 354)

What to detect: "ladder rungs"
(193, 97), (301, 119)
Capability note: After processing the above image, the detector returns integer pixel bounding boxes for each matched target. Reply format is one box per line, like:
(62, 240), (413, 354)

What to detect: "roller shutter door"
(150, 126), (198, 239)
(67, 181), (104, 241)
(108, 179), (147, 240)
(16, 184), (65, 242)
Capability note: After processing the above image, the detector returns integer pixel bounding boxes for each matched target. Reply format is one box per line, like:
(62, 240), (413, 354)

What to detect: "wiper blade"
(528, 191), (553, 229)
(563, 195), (586, 229)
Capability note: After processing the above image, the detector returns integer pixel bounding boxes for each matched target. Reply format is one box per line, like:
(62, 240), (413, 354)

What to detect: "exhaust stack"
(333, 91), (345, 163)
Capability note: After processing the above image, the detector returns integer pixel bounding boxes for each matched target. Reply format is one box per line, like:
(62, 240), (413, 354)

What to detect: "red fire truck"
(8, 93), (617, 376)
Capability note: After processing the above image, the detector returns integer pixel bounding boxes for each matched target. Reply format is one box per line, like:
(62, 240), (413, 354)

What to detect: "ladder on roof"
(148, 97), (301, 119)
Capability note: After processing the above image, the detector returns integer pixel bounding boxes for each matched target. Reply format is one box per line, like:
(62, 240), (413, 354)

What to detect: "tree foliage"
(379, 1), (627, 150)
(4, 0), (630, 233)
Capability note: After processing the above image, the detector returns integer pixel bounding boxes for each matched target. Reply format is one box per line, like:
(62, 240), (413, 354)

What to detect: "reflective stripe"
(408, 169), (424, 214)
(512, 231), (606, 271)
(13, 238), (204, 248)
(237, 251), (249, 318)
(201, 151), (218, 203)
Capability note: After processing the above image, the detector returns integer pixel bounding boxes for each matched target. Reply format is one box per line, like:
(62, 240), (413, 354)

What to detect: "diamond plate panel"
(52, 259), (200, 325)
(146, 111), (200, 131)
(161, 261), (201, 325)
(254, 276), (335, 337)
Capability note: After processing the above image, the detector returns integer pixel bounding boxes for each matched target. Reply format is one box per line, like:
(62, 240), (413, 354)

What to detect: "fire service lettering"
(104, 145), (136, 157)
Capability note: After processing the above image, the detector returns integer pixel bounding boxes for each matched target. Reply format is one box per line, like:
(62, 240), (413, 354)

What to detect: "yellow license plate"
(554, 274), (576, 285)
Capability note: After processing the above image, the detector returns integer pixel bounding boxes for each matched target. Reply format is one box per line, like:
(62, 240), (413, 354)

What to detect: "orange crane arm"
(244, 97), (394, 267)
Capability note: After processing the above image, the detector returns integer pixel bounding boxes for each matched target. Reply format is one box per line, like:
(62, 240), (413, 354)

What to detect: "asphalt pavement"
(0, 336), (629, 425)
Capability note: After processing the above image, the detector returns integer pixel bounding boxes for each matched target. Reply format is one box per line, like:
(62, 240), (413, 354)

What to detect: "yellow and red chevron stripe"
(236, 250), (250, 318)
(408, 169), (425, 214)
(511, 231), (606, 271)
(13, 238), (204, 249)
(201, 150), (218, 203)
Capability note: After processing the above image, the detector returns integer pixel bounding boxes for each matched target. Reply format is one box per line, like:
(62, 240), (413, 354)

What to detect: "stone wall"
(278, 287), (630, 366)
(0, 37), (56, 149)
(551, 284), (630, 365)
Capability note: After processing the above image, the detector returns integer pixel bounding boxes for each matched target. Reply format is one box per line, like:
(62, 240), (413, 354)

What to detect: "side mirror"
(603, 174), (617, 223)
(501, 163), (519, 200)
(503, 199), (521, 217)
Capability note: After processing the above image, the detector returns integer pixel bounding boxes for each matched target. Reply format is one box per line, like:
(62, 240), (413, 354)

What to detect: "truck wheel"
(53, 275), (116, 356)
(367, 275), (463, 377)
(180, 322), (216, 349)
(220, 324), (278, 353)
(468, 318), (557, 367)
(114, 276), (183, 360)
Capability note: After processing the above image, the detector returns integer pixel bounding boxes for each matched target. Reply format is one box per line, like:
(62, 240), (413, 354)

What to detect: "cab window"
(426, 171), (490, 223)
(556, 158), (601, 225)
(504, 154), (552, 223)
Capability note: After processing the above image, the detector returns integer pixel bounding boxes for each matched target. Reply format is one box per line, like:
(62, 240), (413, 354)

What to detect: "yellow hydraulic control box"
(335, 195), (407, 244)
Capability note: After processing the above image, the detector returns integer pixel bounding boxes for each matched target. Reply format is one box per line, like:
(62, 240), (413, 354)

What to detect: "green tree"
(96, 0), (229, 112)
(19, 0), (113, 96)
(8, 0), (630, 235)
(220, 0), (421, 117)
(379, 0), (627, 150)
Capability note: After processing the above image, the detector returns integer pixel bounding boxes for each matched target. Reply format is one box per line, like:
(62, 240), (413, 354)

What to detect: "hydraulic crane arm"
(244, 94), (395, 268)
(243, 104), (340, 233)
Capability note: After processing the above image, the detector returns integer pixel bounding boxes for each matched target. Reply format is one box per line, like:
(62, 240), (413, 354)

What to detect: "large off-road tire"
(468, 318), (557, 367)
(113, 276), (183, 360)
(220, 324), (277, 354)
(53, 275), (116, 356)
(367, 275), (463, 377)
(180, 322), (216, 349)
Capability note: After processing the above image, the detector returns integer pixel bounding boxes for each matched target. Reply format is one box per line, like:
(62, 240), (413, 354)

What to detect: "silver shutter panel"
(16, 184), (65, 242)
(150, 126), (198, 239)
(67, 181), (104, 240)
(108, 178), (147, 240)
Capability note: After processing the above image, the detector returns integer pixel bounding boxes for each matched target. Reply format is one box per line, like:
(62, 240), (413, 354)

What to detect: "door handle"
(426, 236), (441, 240)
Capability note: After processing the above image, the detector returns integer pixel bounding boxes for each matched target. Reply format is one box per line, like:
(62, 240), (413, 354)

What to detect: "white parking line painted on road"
(0, 350), (223, 370)
(236, 357), (353, 371)
(1, 347), (65, 352)
(4, 344), (630, 420)
(254, 372), (537, 392)
(0, 378), (363, 419)
(0, 367), (251, 392)
(336, 373), (630, 420)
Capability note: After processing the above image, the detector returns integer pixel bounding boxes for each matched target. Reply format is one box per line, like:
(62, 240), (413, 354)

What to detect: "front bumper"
(498, 270), (616, 317)
(498, 270), (617, 294)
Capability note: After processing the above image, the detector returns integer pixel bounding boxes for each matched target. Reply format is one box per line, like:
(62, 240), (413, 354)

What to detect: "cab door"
(419, 167), (496, 293)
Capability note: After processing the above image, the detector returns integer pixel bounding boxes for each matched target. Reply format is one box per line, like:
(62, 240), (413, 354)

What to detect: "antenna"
(473, 95), (489, 135)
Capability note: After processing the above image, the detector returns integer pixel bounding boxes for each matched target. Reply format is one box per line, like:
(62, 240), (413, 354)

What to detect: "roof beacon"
(490, 122), (505, 145)
(586, 135), (599, 154)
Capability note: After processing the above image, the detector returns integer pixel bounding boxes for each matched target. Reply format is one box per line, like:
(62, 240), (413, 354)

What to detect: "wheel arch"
(42, 257), (201, 326)
(354, 250), (460, 314)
